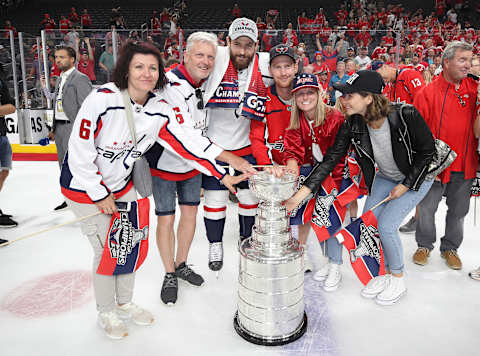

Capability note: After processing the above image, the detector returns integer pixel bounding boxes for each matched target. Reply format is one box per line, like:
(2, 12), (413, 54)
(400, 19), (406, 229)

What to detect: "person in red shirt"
(75, 37), (96, 82)
(314, 8), (326, 26)
(354, 26), (372, 49)
(282, 23), (298, 47)
(262, 24), (275, 52)
(317, 70), (330, 103)
(256, 17), (266, 31)
(335, 4), (348, 26)
(372, 60), (425, 104)
(59, 16), (71, 35)
(3, 20), (17, 38)
(371, 40), (388, 60)
(413, 41), (480, 269)
(232, 3), (241, 19)
(382, 29), (395, 48)
(283, 72), (345, 290)
(81, 9), (92, 29)
(40, 14), (56, 32)
(312, 51), (330, 77)
(160, 8), (170, 29)
(68, 7), (80, 25)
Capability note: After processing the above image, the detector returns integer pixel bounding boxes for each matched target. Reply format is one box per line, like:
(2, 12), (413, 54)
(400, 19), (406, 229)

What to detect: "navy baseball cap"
(333, 70), (385, 95)
(292, 73), (319, 93)
(269, 44), (296, 64)
(370, 60), (384, 71)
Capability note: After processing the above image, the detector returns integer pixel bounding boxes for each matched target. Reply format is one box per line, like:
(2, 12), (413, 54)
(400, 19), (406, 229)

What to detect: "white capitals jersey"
(60, 83), (226, 204)
(149, 65), (223, 181)
(205, 51), (272, 156)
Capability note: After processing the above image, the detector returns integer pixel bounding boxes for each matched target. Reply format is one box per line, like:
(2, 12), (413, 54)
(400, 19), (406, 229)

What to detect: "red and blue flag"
(97, 197), (150, 275)
(335, 210), (386, 285)
(309, 175), (347, 242)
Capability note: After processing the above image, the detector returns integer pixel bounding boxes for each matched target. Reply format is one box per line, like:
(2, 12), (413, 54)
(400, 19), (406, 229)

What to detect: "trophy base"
(233, 311), (307, 346)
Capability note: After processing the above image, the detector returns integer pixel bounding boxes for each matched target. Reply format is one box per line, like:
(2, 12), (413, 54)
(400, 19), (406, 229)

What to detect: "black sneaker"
(175, 262), (204, 286)
(399, 216), (416, 233)
(0, 209), (12, 218)
(0, 238), (8, 246)
(54, 201), (68, 211)
(0, 215), (18, 228)
(208, 242), (223, 271)
(160, 273), (178, 305)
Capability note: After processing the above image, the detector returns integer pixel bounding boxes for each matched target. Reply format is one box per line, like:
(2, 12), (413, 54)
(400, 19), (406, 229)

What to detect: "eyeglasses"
(195, 88), (204, 110)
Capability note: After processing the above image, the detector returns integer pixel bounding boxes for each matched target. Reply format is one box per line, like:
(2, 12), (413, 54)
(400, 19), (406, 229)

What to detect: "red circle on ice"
(1, 270), (93, 318)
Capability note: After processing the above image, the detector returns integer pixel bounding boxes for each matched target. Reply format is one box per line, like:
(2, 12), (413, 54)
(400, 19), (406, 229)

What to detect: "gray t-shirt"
(367, 118), (405, 181)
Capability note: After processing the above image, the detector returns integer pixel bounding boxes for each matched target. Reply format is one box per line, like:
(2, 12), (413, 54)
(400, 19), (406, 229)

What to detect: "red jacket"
(284, 108), (345, 187)
(413, 73), (479, 183)
(250, 86), (291, 165)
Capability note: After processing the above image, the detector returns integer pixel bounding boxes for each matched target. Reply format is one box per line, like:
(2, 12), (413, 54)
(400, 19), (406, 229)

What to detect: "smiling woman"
(59, 40), (243, 340)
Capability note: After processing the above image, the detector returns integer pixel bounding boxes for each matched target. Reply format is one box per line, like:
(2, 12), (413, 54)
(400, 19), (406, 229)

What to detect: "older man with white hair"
(147, 32), (255, 305)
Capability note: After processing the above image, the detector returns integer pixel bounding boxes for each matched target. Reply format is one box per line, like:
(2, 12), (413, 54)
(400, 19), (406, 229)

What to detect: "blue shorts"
(289, 165), (314, 225)
(202, 154), (257, 191)
(0, 136), (12, 170)
(152, 174), (202, 216)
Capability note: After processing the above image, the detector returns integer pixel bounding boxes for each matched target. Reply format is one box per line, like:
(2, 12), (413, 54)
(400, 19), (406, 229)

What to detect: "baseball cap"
(348, 47), (355, 51)
(292, 73), (320, 93)
(370, 60), (384, 71)
(229, 17), (258, 42)
(269, 44), (295, 64)
(332, 70), (385, 95)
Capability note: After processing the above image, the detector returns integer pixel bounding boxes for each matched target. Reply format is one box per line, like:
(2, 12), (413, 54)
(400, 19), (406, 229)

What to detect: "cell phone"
(115, 201), (131, 212)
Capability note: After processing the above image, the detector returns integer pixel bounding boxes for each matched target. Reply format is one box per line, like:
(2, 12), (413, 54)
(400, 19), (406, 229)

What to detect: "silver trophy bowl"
(234, 171), (307, 346)
(248, 171), (298, 203)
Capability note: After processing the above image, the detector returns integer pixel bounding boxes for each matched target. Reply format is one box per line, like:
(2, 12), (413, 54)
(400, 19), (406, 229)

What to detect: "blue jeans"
(321, 236), (343, 265)
(152, 174), (202, 216)
(362, 175), (433, 274)
(0, 136), (12, 170)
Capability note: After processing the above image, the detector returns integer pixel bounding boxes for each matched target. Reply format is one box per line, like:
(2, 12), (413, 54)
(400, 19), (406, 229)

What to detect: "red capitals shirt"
(283, 108), (345, 187)
(414, 73), (479, 183)
(383, 68), (425, 104)
(250, 86), (291, 165)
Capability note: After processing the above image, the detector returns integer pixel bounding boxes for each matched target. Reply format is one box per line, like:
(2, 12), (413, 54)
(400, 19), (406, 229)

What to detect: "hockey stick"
(0, 211), (102, 248)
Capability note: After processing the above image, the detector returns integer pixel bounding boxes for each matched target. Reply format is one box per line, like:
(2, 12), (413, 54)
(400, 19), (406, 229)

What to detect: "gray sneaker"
(160, 273), (178, 305)
(175, 262), (204, 286)
(399, 216), (416, 233)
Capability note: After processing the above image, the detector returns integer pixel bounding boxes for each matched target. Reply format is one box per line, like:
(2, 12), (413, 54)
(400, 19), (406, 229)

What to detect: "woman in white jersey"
(61, 41), (242, 339)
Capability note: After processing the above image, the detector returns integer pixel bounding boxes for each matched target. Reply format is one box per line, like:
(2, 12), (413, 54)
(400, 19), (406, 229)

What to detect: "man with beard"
(50, 46), (92, 210)
(201, 18), (273, 272)
(147, 32), (255, 304)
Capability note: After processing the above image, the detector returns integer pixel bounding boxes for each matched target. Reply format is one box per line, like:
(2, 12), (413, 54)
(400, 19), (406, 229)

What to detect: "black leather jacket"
(304, 103), (435, 194)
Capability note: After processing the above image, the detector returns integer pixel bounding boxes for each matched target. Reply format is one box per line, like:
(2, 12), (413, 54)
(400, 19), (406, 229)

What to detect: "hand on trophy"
(284, 186), (312, 213)
(221, 173), (249, 194)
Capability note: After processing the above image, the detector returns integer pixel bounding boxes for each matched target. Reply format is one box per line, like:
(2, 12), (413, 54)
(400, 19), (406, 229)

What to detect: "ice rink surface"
(1, 161), (479, 356)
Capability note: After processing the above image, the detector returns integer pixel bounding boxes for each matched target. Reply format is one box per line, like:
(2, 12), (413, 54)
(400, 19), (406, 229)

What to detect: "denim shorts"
(0, 136), (12, 170)
(152, 174), (202, 216)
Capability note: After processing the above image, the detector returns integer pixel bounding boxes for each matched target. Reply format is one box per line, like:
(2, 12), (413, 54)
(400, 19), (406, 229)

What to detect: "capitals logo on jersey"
(335, 210), (385, 285)
(97, 198), (150, 275)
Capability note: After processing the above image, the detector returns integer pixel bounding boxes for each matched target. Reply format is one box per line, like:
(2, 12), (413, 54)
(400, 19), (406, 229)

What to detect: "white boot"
(313, 263), (330, 282)
(375, 275), (407, 306)
(360, 274), (390, 299)
(323, 264), (341, 292)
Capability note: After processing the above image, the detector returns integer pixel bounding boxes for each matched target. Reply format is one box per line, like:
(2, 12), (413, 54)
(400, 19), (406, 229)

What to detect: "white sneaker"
(312, 263), (330, 282)
(323, 264), (341, 292)
(98, 310), (128, 339)
(375, 275), (407, 306)
(117, 302), (154, 326)
(360, 274), (390, 299)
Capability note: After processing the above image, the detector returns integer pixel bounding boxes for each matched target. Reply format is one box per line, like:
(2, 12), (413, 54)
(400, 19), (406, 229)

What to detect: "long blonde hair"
(288, 89), (332, 129)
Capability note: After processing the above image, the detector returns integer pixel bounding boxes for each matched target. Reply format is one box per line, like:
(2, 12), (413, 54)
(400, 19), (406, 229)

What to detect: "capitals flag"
(309, 175), (347, 242)
(336, 150), (365, 206)
(97, 197), (150, 275)
(335, 210), (386, 285)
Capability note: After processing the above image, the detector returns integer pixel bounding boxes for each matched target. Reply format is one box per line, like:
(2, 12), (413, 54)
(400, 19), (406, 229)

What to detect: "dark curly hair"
(357, 92), (392, 122)
(112, 40), (166, 90)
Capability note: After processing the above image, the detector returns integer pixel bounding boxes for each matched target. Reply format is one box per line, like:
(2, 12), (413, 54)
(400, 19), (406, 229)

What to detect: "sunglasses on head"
(195, 88), (204, 109)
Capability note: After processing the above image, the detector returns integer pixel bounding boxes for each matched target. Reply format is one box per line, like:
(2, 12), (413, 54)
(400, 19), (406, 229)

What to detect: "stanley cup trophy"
(233, 171), (307, 346)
